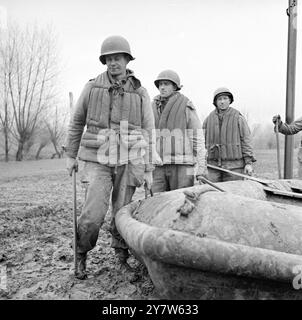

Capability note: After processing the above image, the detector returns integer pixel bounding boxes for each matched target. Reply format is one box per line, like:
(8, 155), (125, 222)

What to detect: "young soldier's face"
(216, 95), (231, 111)
(158, 80), (175, 98)
(105, 53), (128, 77)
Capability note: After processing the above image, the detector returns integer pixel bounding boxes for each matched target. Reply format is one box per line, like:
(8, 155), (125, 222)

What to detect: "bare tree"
(45, 105), (67, 159)
(3, 23), (60, 161)
(0, 29), (13, 161)
(34, 124), (51, 160)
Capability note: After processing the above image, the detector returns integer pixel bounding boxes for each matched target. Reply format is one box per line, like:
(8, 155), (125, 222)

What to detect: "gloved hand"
(143, 171), (153, 190)
(66, 157), (78, 176)
(272, 114), (281, 125)
(244, 164), (253, 176)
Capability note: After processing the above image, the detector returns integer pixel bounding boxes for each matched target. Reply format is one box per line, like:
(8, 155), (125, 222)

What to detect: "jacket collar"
(154, 91), (178, 104)
(107, 69), (141, 90)
(215, 106), (231, 115)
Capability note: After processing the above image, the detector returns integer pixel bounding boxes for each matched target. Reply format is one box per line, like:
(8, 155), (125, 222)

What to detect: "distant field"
(0, 148), (300, 181)
(0, 158), (66, 180)
(253, 148), (300, 180)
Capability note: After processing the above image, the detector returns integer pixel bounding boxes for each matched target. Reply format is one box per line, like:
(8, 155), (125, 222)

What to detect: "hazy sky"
(1, 0), (301, 126)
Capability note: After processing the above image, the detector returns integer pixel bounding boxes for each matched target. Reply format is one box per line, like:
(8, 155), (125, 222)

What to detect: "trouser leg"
(207, 167), (223, 182)
(152, 166), (168, 193)
(168, 165), (195, 191)
(110, 164), (136, 251)
(77, 162), (112, 254)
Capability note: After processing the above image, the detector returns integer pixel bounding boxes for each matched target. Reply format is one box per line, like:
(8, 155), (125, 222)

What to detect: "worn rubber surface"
(116, 180), (302, 299)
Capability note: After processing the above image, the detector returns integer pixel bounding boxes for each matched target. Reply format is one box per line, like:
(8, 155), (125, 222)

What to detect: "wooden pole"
(275, 119), (282, 179)
(207, 164), (272, 185)
(284, 0), (298, 179)
(72, 169), (78, 276)
(198, 176), (226, 192)
(68, 91), (78, 275)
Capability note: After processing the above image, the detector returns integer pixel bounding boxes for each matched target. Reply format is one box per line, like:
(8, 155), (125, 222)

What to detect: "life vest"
(152, 92), (195, 164)
(204, 107), (243, 162)
(78, 71), (147, 165)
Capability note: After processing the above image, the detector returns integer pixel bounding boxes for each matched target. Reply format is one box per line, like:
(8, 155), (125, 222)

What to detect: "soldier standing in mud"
(65, 35), (156, 279)
(203, 87), (256, 182)
(151, 70), (208, 192)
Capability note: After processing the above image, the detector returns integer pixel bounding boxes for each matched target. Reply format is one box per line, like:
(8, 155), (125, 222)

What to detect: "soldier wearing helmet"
(151, 69), (207, 192)
(203, 87), (256, 182)
(65, 35), (156, 279)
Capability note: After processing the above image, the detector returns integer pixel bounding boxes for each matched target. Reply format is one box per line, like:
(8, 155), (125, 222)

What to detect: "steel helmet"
(99, 35), (135, 65)
(154, 70), (183, 91)
(213, 87), (234, 106)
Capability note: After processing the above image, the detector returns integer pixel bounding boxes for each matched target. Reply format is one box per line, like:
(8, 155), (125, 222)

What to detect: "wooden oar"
(207, 164), (302, 200)
(198, 176), (225, 192)
(207, 164), (272, 185)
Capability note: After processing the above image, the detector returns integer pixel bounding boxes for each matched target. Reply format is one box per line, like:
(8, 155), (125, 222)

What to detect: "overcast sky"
(1, 0), (301, 127)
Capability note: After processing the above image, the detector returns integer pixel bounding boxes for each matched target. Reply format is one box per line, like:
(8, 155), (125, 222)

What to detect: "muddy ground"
(0, 159), (157, 300)
(0, 150), (299, 300)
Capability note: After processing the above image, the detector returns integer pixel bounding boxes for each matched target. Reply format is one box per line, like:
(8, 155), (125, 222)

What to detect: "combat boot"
(75, 252), (87, 280)
(115, 248), (129, 264)
(115, 248), (139, 282)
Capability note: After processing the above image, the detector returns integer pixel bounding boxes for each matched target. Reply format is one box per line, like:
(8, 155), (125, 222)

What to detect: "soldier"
(273, 115), (302, 178)
(203, 87), (255, 182)
(151, 69), (207, 192)
(65, 35), (155, 279)
(272, 115), (302, 135)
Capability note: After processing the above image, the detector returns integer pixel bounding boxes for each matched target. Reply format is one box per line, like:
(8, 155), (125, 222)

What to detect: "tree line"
(0, 22), (68, 161)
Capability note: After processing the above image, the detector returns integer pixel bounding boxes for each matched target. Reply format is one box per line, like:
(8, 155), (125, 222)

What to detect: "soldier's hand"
(244, 164), (253, 176)
(143, 171), (153, 190)
(272, 114), (281, 124)
(66, 157), (78, 176)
